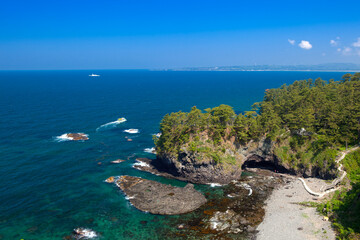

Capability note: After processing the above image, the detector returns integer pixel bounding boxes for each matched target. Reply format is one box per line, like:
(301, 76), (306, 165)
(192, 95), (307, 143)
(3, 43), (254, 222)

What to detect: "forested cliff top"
(155, 73), (360, 178)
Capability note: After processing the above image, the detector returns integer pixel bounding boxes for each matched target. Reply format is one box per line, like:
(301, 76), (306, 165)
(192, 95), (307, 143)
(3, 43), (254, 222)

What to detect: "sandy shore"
(256, 177), (336, 240)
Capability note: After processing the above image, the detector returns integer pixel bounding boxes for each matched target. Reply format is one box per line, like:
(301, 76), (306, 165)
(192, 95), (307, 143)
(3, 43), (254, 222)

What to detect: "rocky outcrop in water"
(67, 133), (89, 141)
(116, 175), (207, 215)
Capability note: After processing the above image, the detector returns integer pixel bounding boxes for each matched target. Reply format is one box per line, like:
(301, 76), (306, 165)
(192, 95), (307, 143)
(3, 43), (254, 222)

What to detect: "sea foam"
(133, 160), (150, 168)
(74, 228), (97, 239)
(54, 133), (89, 142)
(209, 183), (223, 187)
(55, 133), (73, 142)
(144, 147), (156, 154)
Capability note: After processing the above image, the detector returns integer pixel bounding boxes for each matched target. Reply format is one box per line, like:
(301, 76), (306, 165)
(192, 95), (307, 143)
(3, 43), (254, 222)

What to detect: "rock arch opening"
(242, 155), (291, 174)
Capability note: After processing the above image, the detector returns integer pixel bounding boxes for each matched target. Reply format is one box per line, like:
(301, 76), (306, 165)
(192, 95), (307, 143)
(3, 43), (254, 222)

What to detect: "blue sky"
(1, 0), (360, 70)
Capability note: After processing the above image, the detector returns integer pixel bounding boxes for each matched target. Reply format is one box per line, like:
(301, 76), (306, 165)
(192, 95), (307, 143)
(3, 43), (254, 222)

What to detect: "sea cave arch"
(241, 154), (292, 174)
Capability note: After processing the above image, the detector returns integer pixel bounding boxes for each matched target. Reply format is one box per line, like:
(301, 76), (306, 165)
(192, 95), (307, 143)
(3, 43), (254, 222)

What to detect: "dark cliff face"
(156, 138), (276, 184)
(156, 137), (337, 184)
(158, 151), (242, 184)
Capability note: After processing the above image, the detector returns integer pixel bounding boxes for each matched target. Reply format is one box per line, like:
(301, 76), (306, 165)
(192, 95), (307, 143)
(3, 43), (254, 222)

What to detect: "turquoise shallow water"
(0, 70), (349, 239)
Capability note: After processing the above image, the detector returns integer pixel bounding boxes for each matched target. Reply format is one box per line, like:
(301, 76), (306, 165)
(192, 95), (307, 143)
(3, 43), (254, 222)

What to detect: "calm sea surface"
(0, 70), (350, 239)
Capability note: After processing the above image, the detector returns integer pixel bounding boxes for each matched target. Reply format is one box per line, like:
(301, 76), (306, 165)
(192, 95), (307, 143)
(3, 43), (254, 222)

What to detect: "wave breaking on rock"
(54, 133), (89, 142)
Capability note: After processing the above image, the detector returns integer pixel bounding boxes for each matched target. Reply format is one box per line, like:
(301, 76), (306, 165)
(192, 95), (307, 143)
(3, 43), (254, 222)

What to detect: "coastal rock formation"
(105, 176), (115, 183)
(158, 151), (242, 184)
(115, 175), (207, 215)
(154, 137), (284, 184)
(66, 133), (89, 141)
(153, 135), (337, 184)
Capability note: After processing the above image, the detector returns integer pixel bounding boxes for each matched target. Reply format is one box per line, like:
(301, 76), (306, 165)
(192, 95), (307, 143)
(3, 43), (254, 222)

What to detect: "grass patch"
(297, 201), (321, 208)
(301, 213), (309, 218)
(222, 155), (237, 165)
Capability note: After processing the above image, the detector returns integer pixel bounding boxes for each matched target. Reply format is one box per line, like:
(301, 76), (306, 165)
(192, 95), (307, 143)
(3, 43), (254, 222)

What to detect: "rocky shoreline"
(125, 158), (289, 237)
(159, 171), (291, 239)
(132, 158), (189, 182)
(129, 157), (336, 239)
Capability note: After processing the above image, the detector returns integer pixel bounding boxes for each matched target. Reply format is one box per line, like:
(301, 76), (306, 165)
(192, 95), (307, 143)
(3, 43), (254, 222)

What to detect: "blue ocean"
(0, 70), (349, 239)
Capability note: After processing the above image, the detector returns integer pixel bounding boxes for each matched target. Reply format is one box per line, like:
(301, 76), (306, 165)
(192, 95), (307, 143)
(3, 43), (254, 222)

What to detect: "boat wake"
(89, 73), (100, 77)
(96, 118), (127, 131)
(123, 129), (139, 134)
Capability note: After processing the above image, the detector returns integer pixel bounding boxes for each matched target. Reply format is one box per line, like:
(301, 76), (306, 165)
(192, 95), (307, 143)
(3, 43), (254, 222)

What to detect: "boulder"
(105, 176), (115, 183)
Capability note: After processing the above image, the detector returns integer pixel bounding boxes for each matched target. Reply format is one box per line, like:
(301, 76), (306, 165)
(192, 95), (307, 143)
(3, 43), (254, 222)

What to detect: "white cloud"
(352, 37), (360, 47)
(330, 39), (338, 47)
(342, 47), (352, 55)
(298, 40), (312, 50)
(339, 45), (360, 56)
(288, 39), (295, 45)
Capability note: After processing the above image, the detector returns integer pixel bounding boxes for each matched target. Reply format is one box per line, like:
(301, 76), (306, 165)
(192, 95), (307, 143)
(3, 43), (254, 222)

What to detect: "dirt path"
(298, 146), (358, 198)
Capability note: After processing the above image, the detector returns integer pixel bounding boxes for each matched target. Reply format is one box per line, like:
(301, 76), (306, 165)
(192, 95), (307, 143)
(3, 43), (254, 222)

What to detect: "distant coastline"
(155, 63), (360, 72)
(156, 69), (360, 72)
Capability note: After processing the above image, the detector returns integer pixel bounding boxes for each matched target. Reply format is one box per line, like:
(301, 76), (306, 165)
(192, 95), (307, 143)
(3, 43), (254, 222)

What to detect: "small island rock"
(67, 133), (89, 141)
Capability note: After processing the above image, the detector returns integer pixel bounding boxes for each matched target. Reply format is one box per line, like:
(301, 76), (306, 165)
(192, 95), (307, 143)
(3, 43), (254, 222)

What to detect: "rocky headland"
(141, 75), (360, 238)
